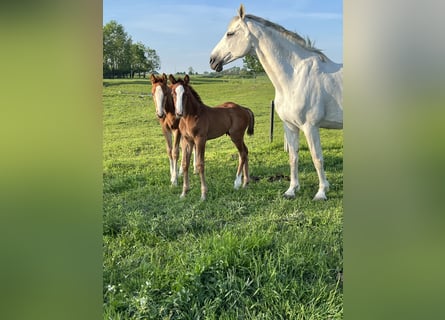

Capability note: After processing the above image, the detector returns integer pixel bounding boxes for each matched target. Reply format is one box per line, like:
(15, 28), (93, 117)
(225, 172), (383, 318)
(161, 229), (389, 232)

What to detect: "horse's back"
(215, 102), (252, 124)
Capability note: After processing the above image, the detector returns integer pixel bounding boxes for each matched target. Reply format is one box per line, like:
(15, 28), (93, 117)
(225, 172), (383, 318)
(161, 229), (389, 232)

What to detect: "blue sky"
(103, 0), (342, 74)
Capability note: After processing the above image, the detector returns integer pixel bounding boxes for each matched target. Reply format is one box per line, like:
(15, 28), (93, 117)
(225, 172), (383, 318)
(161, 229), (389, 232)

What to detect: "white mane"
(245, 14), (328, 62)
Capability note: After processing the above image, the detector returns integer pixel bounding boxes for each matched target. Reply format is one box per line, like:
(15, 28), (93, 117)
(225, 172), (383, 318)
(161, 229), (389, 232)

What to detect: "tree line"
(103, 20), (160, 79)
(103, 20), (264, 79)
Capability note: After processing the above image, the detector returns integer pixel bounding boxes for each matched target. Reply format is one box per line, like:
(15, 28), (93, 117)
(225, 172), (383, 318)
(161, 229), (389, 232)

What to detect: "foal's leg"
(180, 138), (193, 198)
(242, 142), (249, 187)
(283, 124), (301, 198)
(232, 136), (249, 189)
(193, 145), (198, 174)
(171, 129), (181, 186)
(195, 138), (207, 200)
(303, 125), (329, 201)
(162, 127), (175, 186)
(182, 144), (197, 175)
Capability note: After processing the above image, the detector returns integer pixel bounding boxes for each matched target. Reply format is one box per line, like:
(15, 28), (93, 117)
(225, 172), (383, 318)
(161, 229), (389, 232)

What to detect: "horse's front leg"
(283, 124), (301, 198)
(171, 129), (181, 186)
(180, 138), (193, 198)
(303, 125), (329, 201)
(195, 138), (207, 200)
(162, 126), (176, 186)
(180, 143), (197, 176)
(192, 145), (198, 174)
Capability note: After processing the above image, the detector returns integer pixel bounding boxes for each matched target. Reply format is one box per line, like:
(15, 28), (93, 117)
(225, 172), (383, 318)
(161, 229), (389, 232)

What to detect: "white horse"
(210, 4), (343, 200)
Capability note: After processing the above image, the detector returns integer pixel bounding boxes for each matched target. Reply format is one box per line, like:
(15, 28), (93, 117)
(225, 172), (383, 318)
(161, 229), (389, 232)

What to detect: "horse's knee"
(313, 157), (324, 171)
(196, 162), (205, 173)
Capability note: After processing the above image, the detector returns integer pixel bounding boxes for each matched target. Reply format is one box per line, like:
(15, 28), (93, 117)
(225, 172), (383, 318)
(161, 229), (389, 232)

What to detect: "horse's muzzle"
(209, 57), (223, 72)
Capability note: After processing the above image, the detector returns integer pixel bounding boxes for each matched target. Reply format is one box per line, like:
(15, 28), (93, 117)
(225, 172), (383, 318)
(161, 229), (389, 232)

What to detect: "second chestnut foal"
(169, 74), (254, 200)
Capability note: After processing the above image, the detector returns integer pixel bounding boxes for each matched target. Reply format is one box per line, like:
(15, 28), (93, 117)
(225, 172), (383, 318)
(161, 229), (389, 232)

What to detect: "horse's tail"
(245, 107), (255, 136)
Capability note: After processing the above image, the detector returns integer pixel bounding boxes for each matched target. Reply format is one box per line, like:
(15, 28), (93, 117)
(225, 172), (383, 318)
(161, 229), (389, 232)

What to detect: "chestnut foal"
(150, 73), (181, 186)
(169, 74), (254, 200)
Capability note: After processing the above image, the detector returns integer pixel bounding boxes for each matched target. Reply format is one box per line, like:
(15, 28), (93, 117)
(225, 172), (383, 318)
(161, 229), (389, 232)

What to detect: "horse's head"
(150, 73), (169, 118)
(210, 4), (254, 72)
(169, 74), (189, 118)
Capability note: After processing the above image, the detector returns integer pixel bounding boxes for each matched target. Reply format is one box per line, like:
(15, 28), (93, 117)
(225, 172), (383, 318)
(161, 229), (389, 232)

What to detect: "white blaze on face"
(174, 85), (185, 116)
(154, 86), (164, 117)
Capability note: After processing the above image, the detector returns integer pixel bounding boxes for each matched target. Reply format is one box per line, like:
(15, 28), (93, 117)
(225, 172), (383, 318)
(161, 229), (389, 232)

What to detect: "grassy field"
(103, 75), (343, 319)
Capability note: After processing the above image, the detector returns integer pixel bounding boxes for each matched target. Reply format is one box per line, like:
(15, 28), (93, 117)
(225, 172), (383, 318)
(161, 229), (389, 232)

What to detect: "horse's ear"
(162, 73), (168, 83)
(184, 74), (190, 84)
(169, 74), (176, 84)
(150, 73), (156, 84)
(238, 4), (245, 19)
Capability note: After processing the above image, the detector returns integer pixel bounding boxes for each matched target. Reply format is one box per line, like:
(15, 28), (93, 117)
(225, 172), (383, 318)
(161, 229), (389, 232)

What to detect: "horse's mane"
(245, 14), (328, 62)
(176, 78), (204, 104)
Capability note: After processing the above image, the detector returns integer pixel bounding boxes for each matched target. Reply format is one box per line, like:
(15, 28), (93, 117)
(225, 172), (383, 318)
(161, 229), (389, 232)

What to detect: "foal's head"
(169, 74), (189, 118)
(150, 73), (170, 118)
(169, 74), (203, 118)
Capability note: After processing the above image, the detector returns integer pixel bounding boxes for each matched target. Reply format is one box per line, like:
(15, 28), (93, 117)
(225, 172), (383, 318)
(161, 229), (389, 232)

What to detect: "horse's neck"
(164, 90), (175, 115)
(184, 90), (201, 117)
(249, 22), (317, 92)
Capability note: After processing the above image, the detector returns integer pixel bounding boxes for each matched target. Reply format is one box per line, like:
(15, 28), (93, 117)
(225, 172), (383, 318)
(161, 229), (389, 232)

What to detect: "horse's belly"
(274, 93), (343, 129)
(319, 120), (343, 129)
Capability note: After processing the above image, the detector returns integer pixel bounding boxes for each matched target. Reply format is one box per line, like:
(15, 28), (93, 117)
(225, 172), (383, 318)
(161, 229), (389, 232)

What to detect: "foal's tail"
(245, 107), (255, 136)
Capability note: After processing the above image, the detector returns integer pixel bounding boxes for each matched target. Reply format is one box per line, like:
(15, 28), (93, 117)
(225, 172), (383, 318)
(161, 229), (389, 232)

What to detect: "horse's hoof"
(283, 192), (295, 199)
(312, 192), (327, 201)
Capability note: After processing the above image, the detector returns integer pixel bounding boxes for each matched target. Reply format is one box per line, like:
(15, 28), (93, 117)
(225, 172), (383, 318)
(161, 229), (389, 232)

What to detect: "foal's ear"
(168, 74), (176, 84)
(184, 74), (190, 84)
(150, 73), (156, 84)
(238, 4), (245, 19)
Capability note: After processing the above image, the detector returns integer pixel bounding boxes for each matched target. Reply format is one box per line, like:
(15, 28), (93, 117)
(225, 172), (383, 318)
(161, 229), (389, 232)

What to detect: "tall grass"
(103, 75), (343, 319)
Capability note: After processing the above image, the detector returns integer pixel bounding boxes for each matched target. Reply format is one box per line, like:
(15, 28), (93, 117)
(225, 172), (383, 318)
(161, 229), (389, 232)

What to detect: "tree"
(243, 54), (264, 76)
(103, 20), (132, 78)
(103, 20), (161, 78)
(145, 48), (160, 75)
(130, 42), (147, 78)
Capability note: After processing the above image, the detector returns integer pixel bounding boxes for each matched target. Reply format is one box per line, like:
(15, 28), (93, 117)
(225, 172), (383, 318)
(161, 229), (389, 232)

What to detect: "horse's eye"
(226, 31), (235, 37)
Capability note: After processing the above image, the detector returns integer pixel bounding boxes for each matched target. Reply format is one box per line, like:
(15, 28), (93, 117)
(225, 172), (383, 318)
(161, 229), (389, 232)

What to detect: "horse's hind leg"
(241, 142), (249, 187)
(283, 124), (301, 198)
(232, 138), (249, 189)
(303, 125), (329, 201)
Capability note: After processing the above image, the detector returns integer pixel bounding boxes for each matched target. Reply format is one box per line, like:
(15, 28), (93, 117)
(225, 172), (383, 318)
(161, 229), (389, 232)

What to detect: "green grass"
(103, 75), (343, 319)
